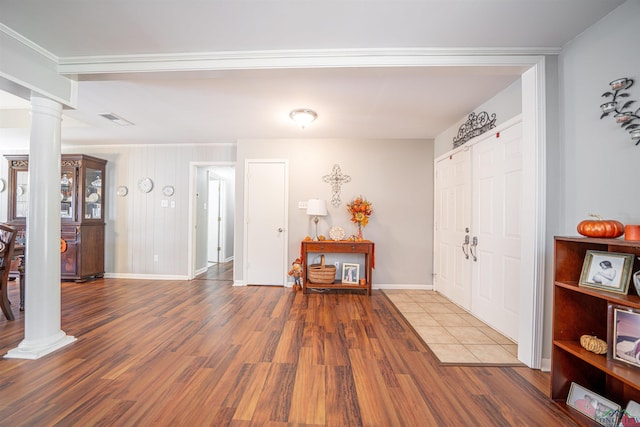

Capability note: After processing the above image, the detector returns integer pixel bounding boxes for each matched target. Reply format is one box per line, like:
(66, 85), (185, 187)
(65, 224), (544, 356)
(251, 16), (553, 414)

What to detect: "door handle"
(470, 236), (478, 262)
(461, 234), (470, 259)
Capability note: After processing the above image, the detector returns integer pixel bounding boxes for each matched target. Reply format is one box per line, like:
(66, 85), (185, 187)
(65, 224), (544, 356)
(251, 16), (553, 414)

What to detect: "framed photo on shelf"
(579, 250), (634, 294)
(609, 304), (640, 369)
(619, 400), (640, 427)
(341, 263), (359, 284)
(567, 382), (621, 426)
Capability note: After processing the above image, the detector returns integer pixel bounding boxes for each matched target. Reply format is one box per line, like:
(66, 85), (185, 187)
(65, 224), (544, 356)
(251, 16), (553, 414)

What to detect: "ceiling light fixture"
(289, 109), (317, 129)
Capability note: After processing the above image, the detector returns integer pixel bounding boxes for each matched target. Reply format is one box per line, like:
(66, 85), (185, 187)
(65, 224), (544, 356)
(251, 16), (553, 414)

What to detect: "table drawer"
(304, 241), (370, 253)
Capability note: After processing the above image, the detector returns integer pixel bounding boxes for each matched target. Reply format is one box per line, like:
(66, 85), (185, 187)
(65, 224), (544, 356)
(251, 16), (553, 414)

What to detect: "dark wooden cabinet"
(5, 154), (107, 282)
(551, 236), (640, 425)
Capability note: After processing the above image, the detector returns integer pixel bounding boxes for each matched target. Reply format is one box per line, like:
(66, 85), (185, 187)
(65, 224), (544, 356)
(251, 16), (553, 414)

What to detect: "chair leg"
(0, 282), (15, 321)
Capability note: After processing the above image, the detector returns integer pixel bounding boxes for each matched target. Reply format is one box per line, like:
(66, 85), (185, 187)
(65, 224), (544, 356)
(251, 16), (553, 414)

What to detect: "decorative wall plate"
(138, 177), (153, 193)
(162, 185), (175, 197)
(16, 185), (24, 196)
(0, 178), (4, 192)
(117, 185), (128, 197)
(329, 226), (345, 241)
(87, 193), (99, 203)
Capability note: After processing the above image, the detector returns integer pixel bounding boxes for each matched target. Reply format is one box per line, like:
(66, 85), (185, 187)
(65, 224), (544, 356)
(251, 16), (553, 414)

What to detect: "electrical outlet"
(154, 254), (159, 262)
(334, 261), (339, 269)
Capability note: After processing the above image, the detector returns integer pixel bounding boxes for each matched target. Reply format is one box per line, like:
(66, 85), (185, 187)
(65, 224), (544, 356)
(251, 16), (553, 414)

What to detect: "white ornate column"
(5, 95), (76, 359)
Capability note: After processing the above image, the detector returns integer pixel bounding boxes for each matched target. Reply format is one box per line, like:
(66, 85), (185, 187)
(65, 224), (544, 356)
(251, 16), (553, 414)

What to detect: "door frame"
(242, 159), (289, 287)
(187, 161), (235, 280)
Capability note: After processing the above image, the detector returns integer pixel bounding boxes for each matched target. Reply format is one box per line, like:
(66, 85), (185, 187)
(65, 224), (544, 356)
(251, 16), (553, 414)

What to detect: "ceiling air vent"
(98, 112), (134, 126)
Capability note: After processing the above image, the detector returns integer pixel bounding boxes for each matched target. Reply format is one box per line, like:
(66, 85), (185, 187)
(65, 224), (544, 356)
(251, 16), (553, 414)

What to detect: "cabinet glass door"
(85, 167), (102, 219)
(15, 170), (28, 218)
(60, 171), (74, 219)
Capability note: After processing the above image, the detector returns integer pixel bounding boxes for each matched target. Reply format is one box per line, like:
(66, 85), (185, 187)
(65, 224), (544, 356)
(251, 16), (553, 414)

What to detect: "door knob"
(470, 236), (478, 262)
(278, 228), (284, 232)
(461, 234), (470, 259)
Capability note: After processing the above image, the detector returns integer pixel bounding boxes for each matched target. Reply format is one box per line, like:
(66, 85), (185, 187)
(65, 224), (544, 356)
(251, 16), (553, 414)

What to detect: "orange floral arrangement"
(347, 196), (373, 228)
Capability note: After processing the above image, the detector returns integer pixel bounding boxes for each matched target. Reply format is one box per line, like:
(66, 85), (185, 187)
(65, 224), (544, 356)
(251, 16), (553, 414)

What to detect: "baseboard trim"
(374, 284), (434, 290)
(103, 273), (190, 281)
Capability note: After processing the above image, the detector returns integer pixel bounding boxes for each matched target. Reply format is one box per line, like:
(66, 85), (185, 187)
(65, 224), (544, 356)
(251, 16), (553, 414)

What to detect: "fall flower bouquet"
(347, 196), (373, 240)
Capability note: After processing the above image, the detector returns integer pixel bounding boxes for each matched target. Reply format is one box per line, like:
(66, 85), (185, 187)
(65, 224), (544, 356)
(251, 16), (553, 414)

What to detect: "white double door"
(434, 120), (522, 341)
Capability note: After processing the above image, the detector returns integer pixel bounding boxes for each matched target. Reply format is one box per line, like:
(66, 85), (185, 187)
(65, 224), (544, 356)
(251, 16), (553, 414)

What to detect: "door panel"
(208, 178), (221, 263)
(471, 122), (522, 341)
(434, 149), (471, 309)
(245, 161), (287, 286)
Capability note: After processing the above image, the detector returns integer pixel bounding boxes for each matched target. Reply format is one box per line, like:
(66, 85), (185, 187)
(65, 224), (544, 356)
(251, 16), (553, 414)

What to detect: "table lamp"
(306, 199), (327, 241)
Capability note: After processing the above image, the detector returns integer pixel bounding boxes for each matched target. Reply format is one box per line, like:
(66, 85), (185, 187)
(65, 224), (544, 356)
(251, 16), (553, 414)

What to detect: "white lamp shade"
(306, 199), (327, 216)
(290, 109), (317, 128)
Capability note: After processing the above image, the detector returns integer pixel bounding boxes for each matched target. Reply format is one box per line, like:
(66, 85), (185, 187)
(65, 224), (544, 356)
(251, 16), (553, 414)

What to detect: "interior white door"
(245, 160), (288, 286)
(434, 149), (471, 309)
(470, 122), (522, 341)
(208, 178), (222, 263)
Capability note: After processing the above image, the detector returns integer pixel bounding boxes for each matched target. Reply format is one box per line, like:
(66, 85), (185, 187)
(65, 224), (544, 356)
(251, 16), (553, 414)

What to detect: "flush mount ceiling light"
(289, 108), (317, 129)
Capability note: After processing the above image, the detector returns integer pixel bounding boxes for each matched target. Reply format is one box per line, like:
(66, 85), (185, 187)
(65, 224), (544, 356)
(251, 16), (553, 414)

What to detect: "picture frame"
(608, 304), (640, 369)
(567, 382), (621, 426)
(579, 250), (634, 294)
(618, 400), (640, 427)
(341, 263), (359, 284)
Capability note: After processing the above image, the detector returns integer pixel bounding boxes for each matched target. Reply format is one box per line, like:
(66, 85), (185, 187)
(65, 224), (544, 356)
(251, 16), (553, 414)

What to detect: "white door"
(434, 149), (471, 310)
(470, 122), (522, 340)
(208, 178), (222, 263)
(244, 160), (288, 286)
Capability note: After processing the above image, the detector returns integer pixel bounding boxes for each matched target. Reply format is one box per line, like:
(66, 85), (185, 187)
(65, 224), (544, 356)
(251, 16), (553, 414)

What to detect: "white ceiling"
(0, 0), (625, 148)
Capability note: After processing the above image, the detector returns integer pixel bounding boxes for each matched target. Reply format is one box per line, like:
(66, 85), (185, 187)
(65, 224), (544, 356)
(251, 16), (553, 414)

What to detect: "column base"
(4, 331), (76, 360)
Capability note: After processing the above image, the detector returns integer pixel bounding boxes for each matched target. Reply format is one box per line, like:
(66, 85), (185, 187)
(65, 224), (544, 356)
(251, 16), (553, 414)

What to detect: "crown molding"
(0, 23), (59, 63)
(57, 47), (560, 75)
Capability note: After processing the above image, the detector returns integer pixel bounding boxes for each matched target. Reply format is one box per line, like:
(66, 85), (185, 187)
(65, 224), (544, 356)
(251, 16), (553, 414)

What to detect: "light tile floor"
(383, 289), (523, 366)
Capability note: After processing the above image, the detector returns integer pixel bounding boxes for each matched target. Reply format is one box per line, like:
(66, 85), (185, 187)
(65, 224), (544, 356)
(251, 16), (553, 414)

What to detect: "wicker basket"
(307, 254), (337, 284)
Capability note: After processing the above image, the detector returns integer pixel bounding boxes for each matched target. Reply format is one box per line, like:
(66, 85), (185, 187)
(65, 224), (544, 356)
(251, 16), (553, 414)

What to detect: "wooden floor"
(0, 263), (577, 426)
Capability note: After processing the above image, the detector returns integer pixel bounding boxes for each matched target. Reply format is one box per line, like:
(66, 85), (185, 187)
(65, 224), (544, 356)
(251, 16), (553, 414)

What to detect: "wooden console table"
(301, 240), (374, 295)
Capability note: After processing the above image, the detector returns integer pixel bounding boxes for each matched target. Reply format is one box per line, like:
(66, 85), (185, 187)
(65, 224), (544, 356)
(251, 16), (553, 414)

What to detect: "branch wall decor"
(600, 77), (640, 145)
(452, 111), (497, 148)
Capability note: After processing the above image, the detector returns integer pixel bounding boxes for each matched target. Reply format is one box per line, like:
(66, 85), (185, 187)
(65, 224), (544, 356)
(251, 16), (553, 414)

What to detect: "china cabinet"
(5, 154), (107, 282)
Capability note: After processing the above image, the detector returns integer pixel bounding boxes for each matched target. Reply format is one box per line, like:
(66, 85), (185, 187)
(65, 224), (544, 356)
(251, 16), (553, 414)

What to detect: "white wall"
(434, 78), (522, 158)
(0, 143), (236, 278)
(236, 138), (434, 287)
(559, 0), (640, 230)
(525, 0), (640, 366)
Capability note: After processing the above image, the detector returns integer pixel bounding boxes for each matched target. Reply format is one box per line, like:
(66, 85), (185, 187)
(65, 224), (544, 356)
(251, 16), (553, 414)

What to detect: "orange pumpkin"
(577, 214), (624, 238)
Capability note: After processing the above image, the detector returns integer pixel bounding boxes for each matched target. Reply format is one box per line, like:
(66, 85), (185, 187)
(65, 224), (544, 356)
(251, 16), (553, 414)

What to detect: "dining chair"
(0, 223), (17, 321)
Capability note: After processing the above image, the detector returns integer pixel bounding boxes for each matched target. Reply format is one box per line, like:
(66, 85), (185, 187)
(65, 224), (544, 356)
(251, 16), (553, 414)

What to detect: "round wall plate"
(138, 177), (153, 193)
(117, 185), (128, 197)
(329, 226), (346, 241)
(0, 178), (5, 192)
(162, 185), (175, 197)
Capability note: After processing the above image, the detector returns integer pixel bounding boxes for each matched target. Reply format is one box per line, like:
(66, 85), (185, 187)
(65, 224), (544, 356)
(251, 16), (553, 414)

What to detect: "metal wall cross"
(322, 164), (351, 207)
